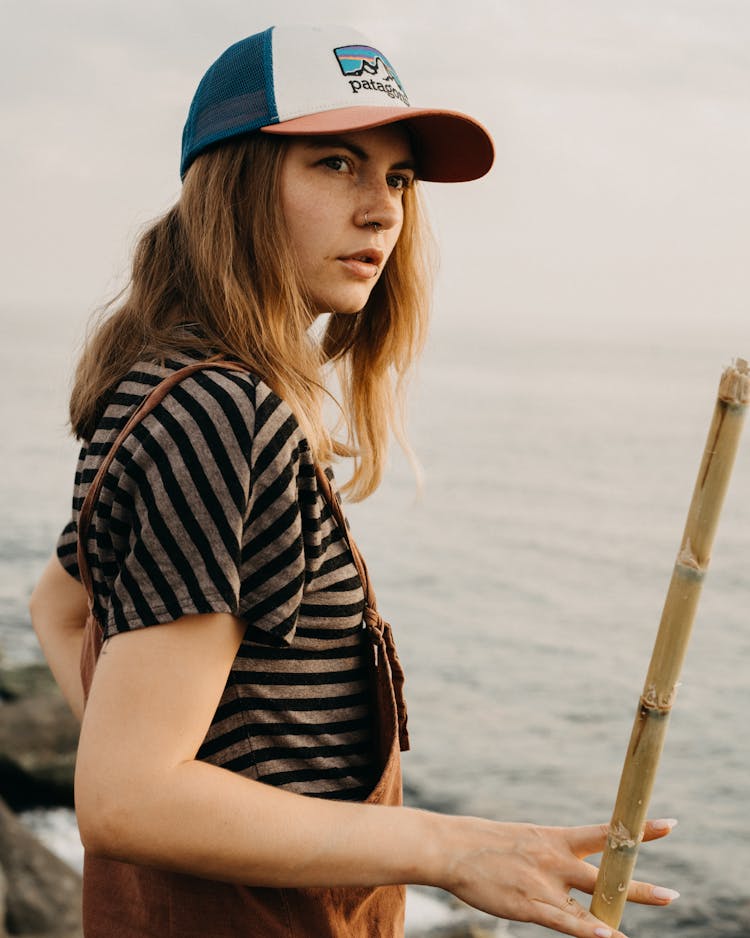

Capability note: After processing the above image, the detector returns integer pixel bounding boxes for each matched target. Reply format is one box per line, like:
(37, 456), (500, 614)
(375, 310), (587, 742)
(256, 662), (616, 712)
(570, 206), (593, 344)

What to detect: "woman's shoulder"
(118, 354), (306, 456)
(124, 353), (259, 395)
(116, 354), (272, 416)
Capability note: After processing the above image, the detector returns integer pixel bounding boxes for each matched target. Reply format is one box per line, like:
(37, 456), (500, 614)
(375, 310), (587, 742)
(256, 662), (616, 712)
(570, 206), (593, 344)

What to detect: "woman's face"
(278, 124), (415, 315)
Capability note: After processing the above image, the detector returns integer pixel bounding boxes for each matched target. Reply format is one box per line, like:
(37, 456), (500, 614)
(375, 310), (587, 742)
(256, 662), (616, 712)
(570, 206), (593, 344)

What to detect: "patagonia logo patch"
(333, 45), (409, 105)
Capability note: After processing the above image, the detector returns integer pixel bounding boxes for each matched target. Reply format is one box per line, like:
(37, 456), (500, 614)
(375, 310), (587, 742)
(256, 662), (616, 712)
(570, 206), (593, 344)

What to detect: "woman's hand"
(433, 814), (678, 938)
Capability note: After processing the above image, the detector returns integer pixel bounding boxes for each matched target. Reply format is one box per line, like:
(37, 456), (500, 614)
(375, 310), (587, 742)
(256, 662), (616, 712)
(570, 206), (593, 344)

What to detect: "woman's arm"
(75, 612), (678, 938)
(29, 553), (90, 721)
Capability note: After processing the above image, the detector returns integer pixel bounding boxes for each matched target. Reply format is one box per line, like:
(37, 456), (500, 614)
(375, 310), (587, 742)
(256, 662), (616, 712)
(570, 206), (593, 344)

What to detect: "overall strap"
(315, 466), (410, 752)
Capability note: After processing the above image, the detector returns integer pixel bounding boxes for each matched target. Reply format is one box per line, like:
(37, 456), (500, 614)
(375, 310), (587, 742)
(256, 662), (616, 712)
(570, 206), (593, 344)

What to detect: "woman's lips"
(338, 248), (384, 279)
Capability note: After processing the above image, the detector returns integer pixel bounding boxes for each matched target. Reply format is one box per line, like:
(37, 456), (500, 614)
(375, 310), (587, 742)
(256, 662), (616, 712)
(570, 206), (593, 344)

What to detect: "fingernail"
(594, 928), (612, 938)
(652, 886), (681, 901)
(651, 818), (678, 831)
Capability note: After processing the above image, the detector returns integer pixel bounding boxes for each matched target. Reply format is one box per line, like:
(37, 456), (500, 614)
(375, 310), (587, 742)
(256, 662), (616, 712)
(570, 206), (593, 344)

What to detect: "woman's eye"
(387, 174), (412, 191)
(321, 156), (350, 172)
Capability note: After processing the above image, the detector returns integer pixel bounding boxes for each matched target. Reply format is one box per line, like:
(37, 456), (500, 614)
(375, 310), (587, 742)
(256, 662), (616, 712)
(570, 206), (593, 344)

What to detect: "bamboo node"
(608, 821), (638, 850)
(718, 358), (750, 405)
(677, 538), (702, 571)
(641, 686), (673, 712)
(643, 684), (657, 707)
(641, 683), (680, 715)
(674, 562), (706, 583)
(641, 690), (675, 717)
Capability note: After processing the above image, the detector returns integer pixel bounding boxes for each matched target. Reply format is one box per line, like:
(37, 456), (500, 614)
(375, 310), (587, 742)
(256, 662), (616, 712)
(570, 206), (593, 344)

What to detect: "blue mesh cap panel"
(180, 28), (278, 178)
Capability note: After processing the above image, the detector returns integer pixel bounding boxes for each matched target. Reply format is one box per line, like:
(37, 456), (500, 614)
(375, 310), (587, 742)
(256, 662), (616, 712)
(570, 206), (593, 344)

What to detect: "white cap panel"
(271, 24), (411, 122)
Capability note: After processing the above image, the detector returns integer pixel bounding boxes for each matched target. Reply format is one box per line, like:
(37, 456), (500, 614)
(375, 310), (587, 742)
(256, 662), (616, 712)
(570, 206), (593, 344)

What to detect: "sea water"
(2, 308), (749, 936)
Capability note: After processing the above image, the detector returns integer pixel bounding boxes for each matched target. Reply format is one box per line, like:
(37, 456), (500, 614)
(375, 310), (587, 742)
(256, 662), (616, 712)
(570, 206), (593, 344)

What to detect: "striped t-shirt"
(57, 355), (378, 800)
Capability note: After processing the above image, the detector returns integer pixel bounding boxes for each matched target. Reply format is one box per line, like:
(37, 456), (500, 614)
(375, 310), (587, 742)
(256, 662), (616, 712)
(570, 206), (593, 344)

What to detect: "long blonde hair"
(70, 133), (436, 499)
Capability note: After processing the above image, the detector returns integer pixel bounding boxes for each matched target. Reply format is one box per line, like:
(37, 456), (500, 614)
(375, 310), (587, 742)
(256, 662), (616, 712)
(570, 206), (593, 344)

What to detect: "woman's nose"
(357, 179), (402, 231)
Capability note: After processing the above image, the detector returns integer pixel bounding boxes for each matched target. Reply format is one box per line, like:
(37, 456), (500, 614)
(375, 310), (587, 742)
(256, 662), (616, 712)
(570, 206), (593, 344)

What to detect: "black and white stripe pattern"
(57, 355), (376, 798)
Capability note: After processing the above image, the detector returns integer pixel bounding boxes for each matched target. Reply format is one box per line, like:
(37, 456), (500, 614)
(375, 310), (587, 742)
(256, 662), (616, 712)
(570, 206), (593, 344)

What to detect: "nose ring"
(364, 212), (381, 230)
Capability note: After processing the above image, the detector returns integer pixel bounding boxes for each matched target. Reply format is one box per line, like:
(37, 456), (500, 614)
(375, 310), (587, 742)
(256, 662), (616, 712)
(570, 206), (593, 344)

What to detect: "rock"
(0, 796), (81, 938)
(0, 665), (78, 809)
(0, 665), (59, 703)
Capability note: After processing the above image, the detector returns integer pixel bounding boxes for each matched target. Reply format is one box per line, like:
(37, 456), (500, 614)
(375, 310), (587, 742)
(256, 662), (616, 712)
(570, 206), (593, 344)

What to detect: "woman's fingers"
(566, 817), (678, 857)
(568, 859), (681, 907)
(642, 817), (678, 842)
(626, 880), (681, 905)
(565, 823), (611, 856)
(537, 881), (679, 938)
(533, 894), (629, 938)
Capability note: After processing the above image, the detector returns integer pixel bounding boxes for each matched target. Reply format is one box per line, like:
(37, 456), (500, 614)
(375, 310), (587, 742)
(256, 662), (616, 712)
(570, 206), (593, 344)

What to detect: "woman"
(29, 24), (679, 938)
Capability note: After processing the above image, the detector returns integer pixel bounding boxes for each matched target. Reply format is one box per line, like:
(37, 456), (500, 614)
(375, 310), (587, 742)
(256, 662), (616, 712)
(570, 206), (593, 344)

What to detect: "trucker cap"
(181, 24), (494, 183)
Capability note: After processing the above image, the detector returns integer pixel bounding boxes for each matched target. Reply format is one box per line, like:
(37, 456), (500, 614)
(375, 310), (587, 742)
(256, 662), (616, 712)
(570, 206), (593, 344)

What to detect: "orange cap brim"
(261, 106), (494, 183)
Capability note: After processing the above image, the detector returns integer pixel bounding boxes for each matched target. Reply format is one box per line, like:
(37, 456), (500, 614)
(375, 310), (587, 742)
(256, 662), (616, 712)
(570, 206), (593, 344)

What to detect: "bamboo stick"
(590, 357), (750, 928)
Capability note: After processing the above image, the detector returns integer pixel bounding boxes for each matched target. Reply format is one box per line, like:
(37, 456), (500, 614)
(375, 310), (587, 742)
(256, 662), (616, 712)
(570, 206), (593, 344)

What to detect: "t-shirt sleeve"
(56, 443), (89, 581)
(56, 519), (81, 580)
(98, 371), (258, 637)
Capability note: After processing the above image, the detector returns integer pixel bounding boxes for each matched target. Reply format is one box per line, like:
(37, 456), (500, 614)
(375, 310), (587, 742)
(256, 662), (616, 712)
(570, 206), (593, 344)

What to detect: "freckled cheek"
(288, 195), (337, 255)
(279, 180), (327, 262)
(284, 215), (324, 269)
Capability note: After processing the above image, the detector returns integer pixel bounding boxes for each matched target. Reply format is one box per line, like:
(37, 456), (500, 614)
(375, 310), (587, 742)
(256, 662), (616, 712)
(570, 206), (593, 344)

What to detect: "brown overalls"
(76, 361), (411, 937)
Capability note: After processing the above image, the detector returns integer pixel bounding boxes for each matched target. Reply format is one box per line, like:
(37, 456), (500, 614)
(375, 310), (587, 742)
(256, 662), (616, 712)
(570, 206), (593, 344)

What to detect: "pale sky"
(2, 0), (749, 344)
